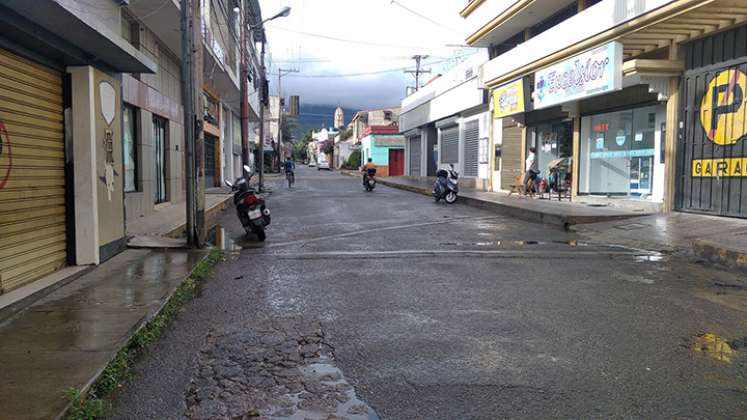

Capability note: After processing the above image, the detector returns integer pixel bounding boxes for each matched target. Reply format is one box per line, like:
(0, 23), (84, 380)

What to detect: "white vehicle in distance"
(317, 161), (330, 170)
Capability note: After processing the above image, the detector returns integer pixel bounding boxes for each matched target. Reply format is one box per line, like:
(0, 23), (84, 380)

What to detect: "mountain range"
(287, 103), (359, 140)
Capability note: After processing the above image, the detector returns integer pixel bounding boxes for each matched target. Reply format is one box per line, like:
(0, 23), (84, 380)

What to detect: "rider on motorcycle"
(361, 158), (376, 184)
(284, 157), (295, 183)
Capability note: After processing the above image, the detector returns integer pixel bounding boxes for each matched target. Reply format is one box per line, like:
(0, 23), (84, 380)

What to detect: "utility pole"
(405, 55), (431, 91)
(180, 0), (195, 246)
(239, 0), (250, 169)
(258, 41), (266, 191)
(192, 0), (206, 245)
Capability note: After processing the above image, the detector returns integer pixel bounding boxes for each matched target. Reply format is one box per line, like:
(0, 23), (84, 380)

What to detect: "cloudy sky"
(258, 0), (478, 109)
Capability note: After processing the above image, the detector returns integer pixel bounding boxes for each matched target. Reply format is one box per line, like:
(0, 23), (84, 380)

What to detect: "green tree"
(293, 130), (313, 161)
(345, 149), (361, 169)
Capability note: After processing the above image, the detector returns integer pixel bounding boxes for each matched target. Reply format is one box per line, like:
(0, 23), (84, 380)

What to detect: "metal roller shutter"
(501, 119), (523, 191)
(408, 136), (421, 176)
(0, 48), (66, 293)
(440, 126), (459, 164)
(463, 120), (479, 177)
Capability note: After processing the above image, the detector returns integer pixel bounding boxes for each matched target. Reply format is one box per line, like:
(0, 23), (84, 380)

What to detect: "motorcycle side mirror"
(243, 165), (252, 173)
(449, 163), (455, 169)
(224, 180), (233, 188)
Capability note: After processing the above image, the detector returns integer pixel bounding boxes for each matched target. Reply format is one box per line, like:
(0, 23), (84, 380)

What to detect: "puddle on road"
(439, 240), (582, 247)
(207, 225), (265, 252)
(613, 272), (656, 285)
(266, 354), (380, 420)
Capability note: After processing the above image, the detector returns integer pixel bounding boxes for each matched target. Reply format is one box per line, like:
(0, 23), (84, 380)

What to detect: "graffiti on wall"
(99, 81), (117, 200)
(0, 120), (11, 190)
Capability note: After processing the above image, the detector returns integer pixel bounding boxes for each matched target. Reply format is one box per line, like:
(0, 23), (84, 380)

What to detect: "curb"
(374, 178), (638, 230)
(165, 196), (233, 238)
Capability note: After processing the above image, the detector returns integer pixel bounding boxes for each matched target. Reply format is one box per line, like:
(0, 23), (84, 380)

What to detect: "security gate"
(0, 48), (66, 292)
(677, 29), (747, 218)
(463, 120), (479, 177)
(408, 136), (421, 176)
(440, 125), (459, 164)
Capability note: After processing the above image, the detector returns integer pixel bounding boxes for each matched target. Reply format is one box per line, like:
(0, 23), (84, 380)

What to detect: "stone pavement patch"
(186, 319), (378, 420)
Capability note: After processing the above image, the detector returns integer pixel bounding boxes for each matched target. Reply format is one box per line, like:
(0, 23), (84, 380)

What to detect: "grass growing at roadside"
(64, 249), (224, 420)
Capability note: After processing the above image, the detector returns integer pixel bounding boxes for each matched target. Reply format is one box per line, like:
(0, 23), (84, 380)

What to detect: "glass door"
(580, 105), (657, 197)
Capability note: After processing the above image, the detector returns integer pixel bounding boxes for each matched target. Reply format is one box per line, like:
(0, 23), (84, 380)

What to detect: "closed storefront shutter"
(440, 126), (459, 164)
(408, 136), (421, 176)
(501, 119), (523, 191)
(463, 120), (479, 177)
(0, 48), (66, 292)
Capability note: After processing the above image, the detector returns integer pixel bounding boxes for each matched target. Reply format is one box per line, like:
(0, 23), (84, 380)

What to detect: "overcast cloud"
(259, 0), (477, 110)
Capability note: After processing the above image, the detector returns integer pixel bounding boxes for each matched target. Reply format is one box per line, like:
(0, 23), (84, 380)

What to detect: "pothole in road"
(186, 319), (378, 420)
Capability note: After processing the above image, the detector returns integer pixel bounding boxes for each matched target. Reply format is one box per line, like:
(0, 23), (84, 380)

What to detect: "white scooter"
(432, 164), (459, 204)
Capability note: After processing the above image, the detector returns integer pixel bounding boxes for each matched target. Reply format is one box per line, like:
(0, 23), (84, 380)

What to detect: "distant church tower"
(334, 105), (344, 129)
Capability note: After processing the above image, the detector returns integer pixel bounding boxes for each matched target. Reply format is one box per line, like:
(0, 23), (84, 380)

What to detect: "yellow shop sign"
(692, 157), (747, 177)
(700, 69), (747, 146)
(493, 78), (527, 118)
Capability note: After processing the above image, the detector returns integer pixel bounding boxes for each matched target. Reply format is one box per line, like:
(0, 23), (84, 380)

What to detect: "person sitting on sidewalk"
(523, 147), (539, 194)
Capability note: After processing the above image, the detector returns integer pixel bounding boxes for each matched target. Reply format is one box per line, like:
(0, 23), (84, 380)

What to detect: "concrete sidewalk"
(0, 248), (208, 420)
(127, 194), (232, 238)
(574, 212), (747, 270)
(376, 176), (647, 229)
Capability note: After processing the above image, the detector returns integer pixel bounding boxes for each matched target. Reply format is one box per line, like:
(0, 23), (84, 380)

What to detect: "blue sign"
(590, 148), (655, 159)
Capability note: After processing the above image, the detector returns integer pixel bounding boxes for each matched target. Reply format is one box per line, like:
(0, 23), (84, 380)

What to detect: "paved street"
(112, 166), (747, 420)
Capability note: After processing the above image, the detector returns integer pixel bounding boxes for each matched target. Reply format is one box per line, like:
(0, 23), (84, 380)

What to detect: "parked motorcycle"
(433, 164), (459, 204)
(224, 165), (271, 241)
(363, 168), (377, 192)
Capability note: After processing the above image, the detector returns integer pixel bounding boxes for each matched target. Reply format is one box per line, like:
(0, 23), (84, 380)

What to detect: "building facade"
(463, 0), (747, 216)
(0, 0), (266, 294)
(360, 125), (405, 177)
(400, 51), (491, 187)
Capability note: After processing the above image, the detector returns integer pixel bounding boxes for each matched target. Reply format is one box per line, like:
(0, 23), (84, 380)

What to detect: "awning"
(1, 1), (156, 73)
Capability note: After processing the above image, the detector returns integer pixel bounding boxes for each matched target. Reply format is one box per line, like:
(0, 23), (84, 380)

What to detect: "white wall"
(480, 0), (677, 85)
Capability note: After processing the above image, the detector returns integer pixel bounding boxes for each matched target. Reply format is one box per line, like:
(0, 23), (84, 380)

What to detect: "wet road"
(112, 166), (747, 419)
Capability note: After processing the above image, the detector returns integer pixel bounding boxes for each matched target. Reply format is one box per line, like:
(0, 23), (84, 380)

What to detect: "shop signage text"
(590, 148), (654, 159)
(493, 78), (527, 118)
(700, 69), (747, 146)
(692, 157), (747, 177)
(534, 42), (622, 109)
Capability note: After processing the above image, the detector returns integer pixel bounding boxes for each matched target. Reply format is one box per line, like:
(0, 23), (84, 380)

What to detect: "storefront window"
(527, 121), (572, 177)
(579, 105), (657, 197)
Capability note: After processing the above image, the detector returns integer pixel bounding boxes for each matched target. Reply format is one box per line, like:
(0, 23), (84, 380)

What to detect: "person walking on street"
(523, 147), (539, 194)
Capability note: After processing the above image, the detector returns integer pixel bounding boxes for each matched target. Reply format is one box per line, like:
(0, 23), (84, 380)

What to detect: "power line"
(388, 0), (460, 33)
(265, 25), (457, 50)
(266, 56), (457, 78)
(404, 55), (431, 91)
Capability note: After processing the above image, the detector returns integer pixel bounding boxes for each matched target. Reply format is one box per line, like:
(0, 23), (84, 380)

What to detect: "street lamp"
(249, 6), (291, 192)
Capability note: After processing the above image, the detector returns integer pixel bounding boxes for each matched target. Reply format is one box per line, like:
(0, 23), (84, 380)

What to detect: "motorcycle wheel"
(255, 226), (266, 242)
(445, 191), (457, 204)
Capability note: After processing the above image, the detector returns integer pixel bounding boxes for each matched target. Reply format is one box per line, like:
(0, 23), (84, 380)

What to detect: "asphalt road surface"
(112, 166), (747, 420)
